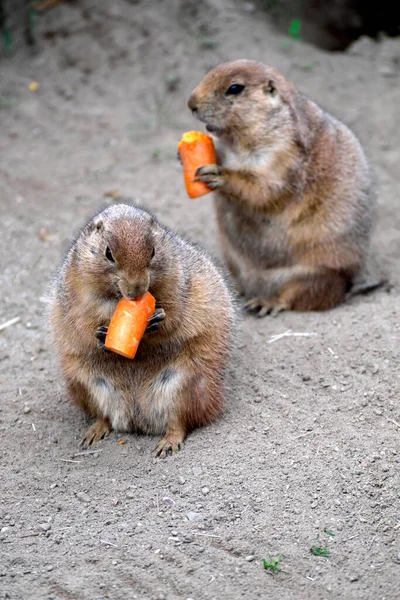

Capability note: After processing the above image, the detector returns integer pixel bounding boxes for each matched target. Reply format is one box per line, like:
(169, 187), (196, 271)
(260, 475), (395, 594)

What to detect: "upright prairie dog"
(188, 59), (376, 315)
(50, 204), (235, 457)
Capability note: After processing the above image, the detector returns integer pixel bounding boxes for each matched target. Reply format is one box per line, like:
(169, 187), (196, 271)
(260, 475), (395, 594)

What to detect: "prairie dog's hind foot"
(81, 418), (111, 449)
(244, 297), (289, 318)
(154, 424), (185, 459)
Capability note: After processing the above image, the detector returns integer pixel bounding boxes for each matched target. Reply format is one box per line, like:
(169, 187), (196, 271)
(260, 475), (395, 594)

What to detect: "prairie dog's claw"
(194, 164), (224, 189)
(95, 325), (109, 351)
(154, 430), (184, 459)
(244, 298), (288, 318)
(81, 418), (111, 448)
(146, 308), (166, 333)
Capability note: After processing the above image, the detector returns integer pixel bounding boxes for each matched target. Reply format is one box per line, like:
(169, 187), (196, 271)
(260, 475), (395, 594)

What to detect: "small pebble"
(379, 66), (396, 78)
(39, 523), (51, 532)
(162, 497), (175, 506)
(23, 406), (31, 414)
(75, 491), (91, 503)
(47, 565), (54, 571)
(178, 476), (186, 485)
(245, 555), (255, 562)
(165, 73), (181, 92)
(126, 490), (135, 499)
(201, 487), (210, 496)
(186, 511), (203, 522)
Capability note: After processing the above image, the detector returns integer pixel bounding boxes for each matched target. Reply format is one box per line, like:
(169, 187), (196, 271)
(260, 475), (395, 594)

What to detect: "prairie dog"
(50, 203), (235, 457)
(188, 59), (376, 315)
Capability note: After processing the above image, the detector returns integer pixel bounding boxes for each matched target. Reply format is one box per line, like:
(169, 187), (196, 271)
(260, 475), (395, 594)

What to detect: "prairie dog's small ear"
(94, 217), (104, 231)
(264, 80), (277, 96)
(151, 221), (163, 237)
(88, 217), (104, 233)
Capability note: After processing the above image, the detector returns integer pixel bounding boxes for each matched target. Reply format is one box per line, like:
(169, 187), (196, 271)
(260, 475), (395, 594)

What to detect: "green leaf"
(324, 528), (335, 537)
(3, 28), (12, 55)
(262, 555), (283, 572)
(288, 18), (302, 41)
(310, 546), (329, 557)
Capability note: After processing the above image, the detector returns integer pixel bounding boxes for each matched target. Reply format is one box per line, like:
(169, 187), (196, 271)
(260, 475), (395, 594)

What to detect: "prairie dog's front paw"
(146, 308), (166, 333)
(194, 164), (225, 189)
(95, 325), (109, 351)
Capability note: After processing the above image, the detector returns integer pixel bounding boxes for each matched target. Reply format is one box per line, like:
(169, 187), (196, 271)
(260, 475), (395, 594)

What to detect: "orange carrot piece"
(105, 292), (156, 359)
(178, 131), (216, 199)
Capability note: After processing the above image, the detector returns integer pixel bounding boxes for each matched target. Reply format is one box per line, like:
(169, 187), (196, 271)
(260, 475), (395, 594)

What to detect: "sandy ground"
(0, 1), (399, 599)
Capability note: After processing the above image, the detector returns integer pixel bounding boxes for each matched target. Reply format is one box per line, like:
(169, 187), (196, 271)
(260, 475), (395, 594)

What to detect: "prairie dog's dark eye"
(151, 247), (155, 259)
(105, 246), (115, 263)
(226, 84), (245, 96)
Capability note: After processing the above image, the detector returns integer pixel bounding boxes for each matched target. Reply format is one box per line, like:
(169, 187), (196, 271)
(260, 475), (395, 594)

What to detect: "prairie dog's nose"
(119, 279), (149, 301)
(188, 93), (198, 113)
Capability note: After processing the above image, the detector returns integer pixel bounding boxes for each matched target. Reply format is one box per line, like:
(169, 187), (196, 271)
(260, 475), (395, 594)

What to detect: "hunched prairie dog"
(188, 59), (377, 316)
(50, 203), (235, 457)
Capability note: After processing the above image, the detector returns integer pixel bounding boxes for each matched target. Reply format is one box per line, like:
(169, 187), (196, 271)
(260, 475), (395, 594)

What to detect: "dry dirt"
(0, 1), (399, 599)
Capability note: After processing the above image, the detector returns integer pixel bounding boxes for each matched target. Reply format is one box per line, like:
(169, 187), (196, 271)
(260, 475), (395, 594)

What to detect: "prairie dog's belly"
(214, 195), (291, 269)
(81, 361), (184, 435)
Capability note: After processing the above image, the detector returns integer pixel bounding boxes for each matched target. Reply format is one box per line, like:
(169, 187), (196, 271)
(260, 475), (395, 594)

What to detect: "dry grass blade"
(0, 316), (21, 332)
(268, 329), (317, 343)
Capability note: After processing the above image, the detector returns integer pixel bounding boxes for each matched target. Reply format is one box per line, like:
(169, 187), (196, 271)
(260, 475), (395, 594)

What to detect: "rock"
(245, 555), (255, 562)
(75, 491), (91, 503)
(347, 36), (377, 59)
(242, 2), (255, 13)
(178, 476), (186, 485)
(162, 497), (175, 506)
(126, 490), (135, 499)
(379, 66), (396, 78)
(201, 487), (210, 496)
(39, 523), (51, 532)
(23, 406), (31, 414)
(165, 73), (181, 92)
(186, 511), (203, 522)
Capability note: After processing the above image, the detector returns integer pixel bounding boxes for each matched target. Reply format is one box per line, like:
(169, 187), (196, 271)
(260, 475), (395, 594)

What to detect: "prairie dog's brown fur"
(188, 59), (376, 315)
(50, 203), (235, 457)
